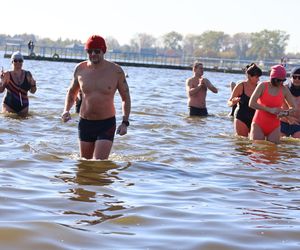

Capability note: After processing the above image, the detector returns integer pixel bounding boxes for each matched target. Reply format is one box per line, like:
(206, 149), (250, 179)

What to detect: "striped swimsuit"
(3, 71), (31, 112)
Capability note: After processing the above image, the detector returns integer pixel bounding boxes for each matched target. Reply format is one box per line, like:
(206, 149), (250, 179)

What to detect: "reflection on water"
(58, 160), (130, 186)
(56, 160), (131, 225)
(233, 139), (299, 165)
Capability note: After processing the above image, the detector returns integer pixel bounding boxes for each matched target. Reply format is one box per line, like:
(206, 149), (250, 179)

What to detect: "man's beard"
(90, 58), (100, 64)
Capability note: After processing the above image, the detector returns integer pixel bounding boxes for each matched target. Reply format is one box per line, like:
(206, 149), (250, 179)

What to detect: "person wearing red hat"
(249, 65), (295, 144)
(61, 35), (131, 160)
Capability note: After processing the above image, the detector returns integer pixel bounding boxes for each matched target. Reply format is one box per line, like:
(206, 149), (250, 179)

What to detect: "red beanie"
(270, 65), (286, 79)
(85, 35), (107, 53)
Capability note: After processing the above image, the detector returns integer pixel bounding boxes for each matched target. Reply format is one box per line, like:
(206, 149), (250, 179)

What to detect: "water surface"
(0, 55), (299, 250)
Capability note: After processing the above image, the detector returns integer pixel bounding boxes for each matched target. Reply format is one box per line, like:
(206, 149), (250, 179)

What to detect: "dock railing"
(4, 43), (299, 74)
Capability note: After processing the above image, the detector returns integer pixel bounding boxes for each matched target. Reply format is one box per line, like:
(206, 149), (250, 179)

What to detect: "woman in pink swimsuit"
(249, 65), (296, 144)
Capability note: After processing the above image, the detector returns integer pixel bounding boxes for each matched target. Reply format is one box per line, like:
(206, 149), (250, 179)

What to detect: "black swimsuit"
(234, 83), (256, 129)
(3, 71), (31, 113)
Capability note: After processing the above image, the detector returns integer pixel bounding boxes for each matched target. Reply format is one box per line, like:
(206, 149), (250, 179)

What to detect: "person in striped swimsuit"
(0, 51), (37, 116)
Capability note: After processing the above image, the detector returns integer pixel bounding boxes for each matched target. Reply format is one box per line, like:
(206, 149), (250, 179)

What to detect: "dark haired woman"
(249, 65), (295, 144)
(227, 63), (262, 136)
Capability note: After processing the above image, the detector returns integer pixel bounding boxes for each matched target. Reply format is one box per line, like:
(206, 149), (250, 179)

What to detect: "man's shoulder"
(76, 61), (88, 69)
(186, 76), (196, 84)
(203, 77), (211, 83)
(105, 60), (124, 74)
(105, 60), (122, 68)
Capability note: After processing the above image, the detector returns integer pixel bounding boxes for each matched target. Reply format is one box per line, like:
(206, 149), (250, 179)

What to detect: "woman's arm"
(249, 82), (281, 115)
(227, 82), (243, 107)
(26, 71), (37, 94)
(249, 83), (266, 111)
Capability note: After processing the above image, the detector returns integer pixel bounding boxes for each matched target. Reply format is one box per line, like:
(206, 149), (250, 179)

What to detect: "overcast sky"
(3, 0), (299, 52)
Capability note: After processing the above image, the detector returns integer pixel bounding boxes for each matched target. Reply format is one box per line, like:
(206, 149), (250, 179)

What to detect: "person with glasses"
(0, 51), (37, 116)
(227, 63), (262, 136)
(280, 66), (300, 138)
(61, 35), (131, 160)
(186, 61), (218, 116)
(249, 65), (295, 144)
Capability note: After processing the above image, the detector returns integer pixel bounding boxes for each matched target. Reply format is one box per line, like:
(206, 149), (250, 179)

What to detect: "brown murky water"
(0, 56), (299, 249)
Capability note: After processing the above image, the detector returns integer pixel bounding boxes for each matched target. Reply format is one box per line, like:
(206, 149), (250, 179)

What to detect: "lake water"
(0, 54), (299, 250)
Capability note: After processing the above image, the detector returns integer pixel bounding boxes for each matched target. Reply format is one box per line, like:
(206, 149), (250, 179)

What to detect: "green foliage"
(162, 31), (183, 50)
(247, 30), (289, 60)
(0, 29), (296, 60)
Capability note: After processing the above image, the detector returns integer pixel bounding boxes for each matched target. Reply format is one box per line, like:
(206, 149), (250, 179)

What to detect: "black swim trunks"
(280, 121), (300, 137)
(189, 106), (208, 116)
(78, 116), (116, 142)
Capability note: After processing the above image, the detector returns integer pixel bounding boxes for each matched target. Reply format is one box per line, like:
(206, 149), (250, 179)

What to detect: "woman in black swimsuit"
(227, 63), (262, 137)
(0, 51), (37, 116)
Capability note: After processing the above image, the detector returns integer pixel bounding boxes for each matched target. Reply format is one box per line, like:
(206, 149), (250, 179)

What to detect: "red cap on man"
(85, 35), (107, 53)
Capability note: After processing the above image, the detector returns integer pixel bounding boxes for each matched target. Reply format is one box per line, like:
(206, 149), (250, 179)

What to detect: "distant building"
(5, 38), (24, 46)
(140, 48), (157, 56)
(65, 43), (84, 50)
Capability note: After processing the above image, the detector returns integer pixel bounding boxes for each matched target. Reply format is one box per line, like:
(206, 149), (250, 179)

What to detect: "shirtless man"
(61, 35), (131, 160)
(280, 66), (300, 138)
(186, 61), (218, 116)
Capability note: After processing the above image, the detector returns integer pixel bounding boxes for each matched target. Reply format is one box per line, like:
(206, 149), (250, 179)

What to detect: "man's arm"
(282, 85), (296, 114)
(0, 71), (9, 93)
(205, 79), (218, 93)
(116, 69), (131, 135)
(118, 70), (131, 121)
(186, 78), (203, 96)
(61, 67), (80, 122)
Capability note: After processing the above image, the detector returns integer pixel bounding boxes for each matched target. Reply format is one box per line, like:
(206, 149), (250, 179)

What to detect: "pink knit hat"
(270, 65), (286, 79)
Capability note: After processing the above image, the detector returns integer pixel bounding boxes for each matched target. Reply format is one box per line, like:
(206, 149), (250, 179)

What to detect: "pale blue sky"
(3, 0), (299, 52)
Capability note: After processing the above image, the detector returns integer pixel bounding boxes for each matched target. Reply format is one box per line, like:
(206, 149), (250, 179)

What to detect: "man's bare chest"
(78, 72), (118, 94)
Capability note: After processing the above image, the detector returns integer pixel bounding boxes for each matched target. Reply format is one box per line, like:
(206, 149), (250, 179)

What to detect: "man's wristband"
(122, 120), (130, 127)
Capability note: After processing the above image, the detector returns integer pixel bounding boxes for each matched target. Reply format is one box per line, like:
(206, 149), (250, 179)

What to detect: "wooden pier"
(3, 43), (294, 75)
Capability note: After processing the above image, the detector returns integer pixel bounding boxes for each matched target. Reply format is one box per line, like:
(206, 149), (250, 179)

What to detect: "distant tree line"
(1, 30), (300, 61)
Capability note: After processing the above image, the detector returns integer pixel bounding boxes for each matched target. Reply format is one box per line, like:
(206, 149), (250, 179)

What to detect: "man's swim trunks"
(280, 121), (300, 136)
(78, 116), (116, 142)
(189, 106), (208, 116)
